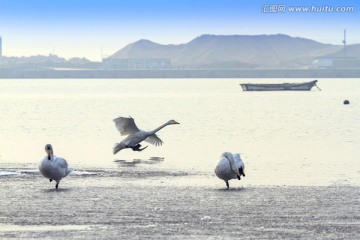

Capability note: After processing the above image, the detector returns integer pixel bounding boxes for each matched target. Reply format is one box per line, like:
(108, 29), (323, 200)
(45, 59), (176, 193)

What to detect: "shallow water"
(0, 174), (359, 239)
(0, 78), (360, 186)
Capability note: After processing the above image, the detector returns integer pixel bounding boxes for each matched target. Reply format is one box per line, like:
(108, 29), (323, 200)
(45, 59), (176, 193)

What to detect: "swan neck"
(149, 122), (169, 134)
(227, 155), (235, 167)
(48, 150), (54, 160)
(223, 153), (236, 168)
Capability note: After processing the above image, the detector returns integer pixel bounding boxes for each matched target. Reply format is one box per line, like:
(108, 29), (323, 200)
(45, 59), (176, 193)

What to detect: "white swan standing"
(215, 152), (245, 189)
(39, 144), (73, 189)
(113, 116), (180, 154)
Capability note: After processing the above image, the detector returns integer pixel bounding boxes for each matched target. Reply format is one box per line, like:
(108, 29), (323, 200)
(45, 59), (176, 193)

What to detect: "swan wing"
(53, 157), (68, 169)
(39, 156), (72, 180)
(215, 157), (234, 181)
(144, 134), (163, 146)
(54, 157), (73, 176)
(232, 153), (244, 168)
(113, 116), (140, 135)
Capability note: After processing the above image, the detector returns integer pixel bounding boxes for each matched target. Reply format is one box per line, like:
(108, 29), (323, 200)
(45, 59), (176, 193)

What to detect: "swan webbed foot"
(49, 179), (53, 182)
(237, 175), (241, 180)
(226, 181), (229, 189)
(131, 144), (141, 151)
(239, 167), (245, 177)
(138, 146), (148, 151)
(132, 144), (148, 152)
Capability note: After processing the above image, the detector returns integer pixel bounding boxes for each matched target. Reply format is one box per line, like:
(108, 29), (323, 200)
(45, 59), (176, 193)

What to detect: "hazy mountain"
(108, 34), (349, 69)
(173, 34), (340, 68)
(322, 44), (360, 58)
(110, 39), (184, 59)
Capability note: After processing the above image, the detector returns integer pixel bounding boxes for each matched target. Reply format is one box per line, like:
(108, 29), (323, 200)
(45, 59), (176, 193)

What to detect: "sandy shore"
(0, 170), (359, 239)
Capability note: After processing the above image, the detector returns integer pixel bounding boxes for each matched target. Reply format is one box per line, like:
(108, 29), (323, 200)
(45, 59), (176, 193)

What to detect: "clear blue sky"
(0, 0), (359, 60)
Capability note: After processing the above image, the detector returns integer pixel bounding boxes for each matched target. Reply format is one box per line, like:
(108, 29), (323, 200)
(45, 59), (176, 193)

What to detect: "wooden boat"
(240, 80), (320, 91)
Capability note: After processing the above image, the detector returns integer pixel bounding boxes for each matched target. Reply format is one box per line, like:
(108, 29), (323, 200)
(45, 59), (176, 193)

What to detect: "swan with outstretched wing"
(113, 116), (179, 154)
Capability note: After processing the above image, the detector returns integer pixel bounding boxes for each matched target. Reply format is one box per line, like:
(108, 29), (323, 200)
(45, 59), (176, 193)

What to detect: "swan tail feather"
(65, 168), (74, 176)
(113, 143), (126, 154)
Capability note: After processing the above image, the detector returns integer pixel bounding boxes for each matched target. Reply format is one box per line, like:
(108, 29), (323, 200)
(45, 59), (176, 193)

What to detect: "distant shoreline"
(0, 68), (360, 79)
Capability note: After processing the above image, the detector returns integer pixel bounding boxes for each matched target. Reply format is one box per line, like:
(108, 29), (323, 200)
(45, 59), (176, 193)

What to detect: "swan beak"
(173, 120), (180, 124)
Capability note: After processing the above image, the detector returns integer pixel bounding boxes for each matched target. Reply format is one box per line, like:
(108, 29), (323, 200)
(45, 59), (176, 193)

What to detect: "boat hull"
(240, 80), (318, 91)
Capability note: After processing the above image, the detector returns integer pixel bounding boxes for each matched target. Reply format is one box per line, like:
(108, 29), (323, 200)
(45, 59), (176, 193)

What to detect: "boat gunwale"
(239, 80), (318, 91)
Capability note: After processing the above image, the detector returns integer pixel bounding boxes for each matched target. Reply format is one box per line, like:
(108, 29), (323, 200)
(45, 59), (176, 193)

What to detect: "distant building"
(102, 58), (172, 70)
(313, 57), (360, 69)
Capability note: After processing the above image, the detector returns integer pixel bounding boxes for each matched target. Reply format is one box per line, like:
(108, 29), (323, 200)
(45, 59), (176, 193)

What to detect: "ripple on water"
(114, 157), (165, 167)
(0, 224), (93, 232)
(116, 169), (191, 179)
(70, 170), (98, 176)
(0, 171), (20, 177)
(0, 167), (198, 181)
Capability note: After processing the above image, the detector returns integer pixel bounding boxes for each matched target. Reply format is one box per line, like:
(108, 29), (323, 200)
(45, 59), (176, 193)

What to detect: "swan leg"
(131, 144), (141, 151)
(226, 181), (229, 189)
(55, 182), (59, 189)
(138, 146), (148, 151)
(132, 144), (148, 152)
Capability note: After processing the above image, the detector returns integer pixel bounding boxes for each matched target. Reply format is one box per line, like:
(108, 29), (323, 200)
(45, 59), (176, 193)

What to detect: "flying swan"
(39, 144), (73, 189)
(214, 152), (245, 189)
(113, 116), (180, 154)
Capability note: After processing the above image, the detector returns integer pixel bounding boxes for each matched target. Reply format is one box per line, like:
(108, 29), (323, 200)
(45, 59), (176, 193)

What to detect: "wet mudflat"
(0, 172), (359, 239)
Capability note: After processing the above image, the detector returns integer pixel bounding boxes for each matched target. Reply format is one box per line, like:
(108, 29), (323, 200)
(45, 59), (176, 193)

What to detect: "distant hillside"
(0, 55), (99, 69)
(111, 39), (184, 59)
(109, 34), (351, 69)
(322, 44), (360, 58)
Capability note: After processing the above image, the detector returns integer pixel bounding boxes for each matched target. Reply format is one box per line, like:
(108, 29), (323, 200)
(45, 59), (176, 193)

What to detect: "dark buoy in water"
(343, 100), (350, 105)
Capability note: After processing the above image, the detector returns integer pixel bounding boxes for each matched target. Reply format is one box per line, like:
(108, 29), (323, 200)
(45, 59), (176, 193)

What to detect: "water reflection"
(114, 157), (165, 167)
